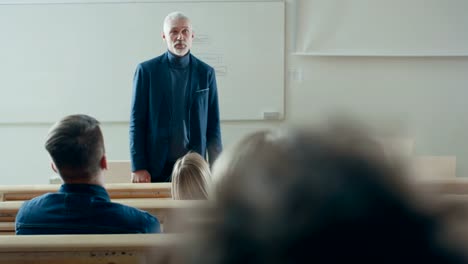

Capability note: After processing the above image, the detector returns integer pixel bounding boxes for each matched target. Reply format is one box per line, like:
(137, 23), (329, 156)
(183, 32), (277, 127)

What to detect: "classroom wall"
(1, 0), (468, 184)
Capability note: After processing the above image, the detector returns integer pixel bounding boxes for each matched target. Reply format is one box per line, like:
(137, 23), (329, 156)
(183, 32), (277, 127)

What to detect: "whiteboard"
(0, 1), (284, 122)
(295, 0), (468, 56)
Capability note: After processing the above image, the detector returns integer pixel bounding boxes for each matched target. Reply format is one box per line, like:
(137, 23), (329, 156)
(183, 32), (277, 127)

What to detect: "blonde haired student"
(171, 152), (211, 200)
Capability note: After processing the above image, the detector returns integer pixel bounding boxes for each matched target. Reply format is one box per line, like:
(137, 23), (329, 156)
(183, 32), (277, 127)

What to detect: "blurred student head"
(172, 152), (211, 200)
(45, 114), (107, 185)
(193, 123), (467, 263)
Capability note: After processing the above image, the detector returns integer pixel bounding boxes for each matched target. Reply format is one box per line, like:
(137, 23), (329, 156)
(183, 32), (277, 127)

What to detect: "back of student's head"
(191, 123), (467, 263)
(45, 114), (105, 181)
(172, 152), (211, 200)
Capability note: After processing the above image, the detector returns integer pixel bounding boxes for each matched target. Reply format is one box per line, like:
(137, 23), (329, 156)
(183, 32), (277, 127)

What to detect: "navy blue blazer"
(130, 52), (222, 182)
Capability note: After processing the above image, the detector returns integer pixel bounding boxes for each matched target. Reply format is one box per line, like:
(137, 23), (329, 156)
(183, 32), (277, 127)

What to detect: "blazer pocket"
(193, 87), (209, 111)
(195, 88), (209, 93)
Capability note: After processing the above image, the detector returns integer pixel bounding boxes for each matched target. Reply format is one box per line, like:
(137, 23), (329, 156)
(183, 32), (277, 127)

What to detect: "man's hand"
(132, 170), (151, 183)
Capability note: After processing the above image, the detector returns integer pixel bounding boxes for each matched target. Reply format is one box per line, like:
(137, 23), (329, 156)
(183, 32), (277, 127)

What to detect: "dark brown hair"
(45, 114), (105, 180)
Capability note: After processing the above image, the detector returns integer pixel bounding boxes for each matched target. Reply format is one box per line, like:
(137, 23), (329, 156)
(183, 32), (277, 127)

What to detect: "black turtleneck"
(167, 51), (191, 162)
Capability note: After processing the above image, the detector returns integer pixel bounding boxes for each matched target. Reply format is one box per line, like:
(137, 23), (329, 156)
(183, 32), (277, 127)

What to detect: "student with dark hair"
(192, 123), (468, 263)
(16, 114), (160, 234)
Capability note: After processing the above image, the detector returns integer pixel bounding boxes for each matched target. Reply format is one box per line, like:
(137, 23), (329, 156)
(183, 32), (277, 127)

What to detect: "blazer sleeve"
(129, 64), (149, 172)
(206, 68), (223, 166)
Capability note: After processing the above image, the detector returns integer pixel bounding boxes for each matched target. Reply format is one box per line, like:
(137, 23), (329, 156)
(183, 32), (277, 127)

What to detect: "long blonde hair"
(171, 152), (211, 200)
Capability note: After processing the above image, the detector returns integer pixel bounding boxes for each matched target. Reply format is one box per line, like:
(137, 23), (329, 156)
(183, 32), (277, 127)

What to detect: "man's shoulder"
(20, 192), (56, 207)
(191, 54), (214, 72)
(17, 193), (58, 219)
(108, 202), (160, 232)
(138, 53), (167, 69)
(110, 201), (158, 222)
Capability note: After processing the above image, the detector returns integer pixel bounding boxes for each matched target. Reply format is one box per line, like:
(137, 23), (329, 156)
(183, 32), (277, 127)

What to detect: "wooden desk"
(0, 183), (172, 201)
(0, 199), (210, 230)
(0, 233), (184, 264)
(0, 222), (13, 235)
(411, 155), (456, 179)
(418, 178), (468, 194)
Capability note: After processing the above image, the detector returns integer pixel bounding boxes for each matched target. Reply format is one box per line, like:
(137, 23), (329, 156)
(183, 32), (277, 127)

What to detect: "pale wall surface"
(1, 0), (467, 184)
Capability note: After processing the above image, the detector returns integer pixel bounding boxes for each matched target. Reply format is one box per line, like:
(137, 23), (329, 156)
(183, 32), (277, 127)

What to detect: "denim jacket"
(15, 184), (160, 234)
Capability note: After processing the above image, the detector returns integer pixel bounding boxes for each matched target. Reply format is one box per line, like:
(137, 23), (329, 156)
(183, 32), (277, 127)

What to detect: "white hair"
(163, 11), (191, 33)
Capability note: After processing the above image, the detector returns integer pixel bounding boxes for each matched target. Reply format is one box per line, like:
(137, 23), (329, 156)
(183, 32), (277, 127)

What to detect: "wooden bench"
(418, 177), (468, 194)
(411, 155), (457, 179)
(0, 233), (184, 264)
(0, 199), (210, 233)
(105, 160), (133, 183)
(0, 223), (13, 232)
(50, 160), (133, 184)
(0, 183), (172, 201)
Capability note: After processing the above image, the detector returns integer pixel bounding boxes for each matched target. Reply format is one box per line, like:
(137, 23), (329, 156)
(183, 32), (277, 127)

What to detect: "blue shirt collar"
(167, 50), (190, 69)
(58, 184), (110, 202)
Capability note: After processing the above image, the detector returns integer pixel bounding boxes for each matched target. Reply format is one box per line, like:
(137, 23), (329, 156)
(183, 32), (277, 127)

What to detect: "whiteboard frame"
(0, 0), (283, 4)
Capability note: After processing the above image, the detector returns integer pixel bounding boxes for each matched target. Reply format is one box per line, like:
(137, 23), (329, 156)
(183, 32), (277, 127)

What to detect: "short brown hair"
(172, 152), (211, 200)
(45, 114), (105, 180)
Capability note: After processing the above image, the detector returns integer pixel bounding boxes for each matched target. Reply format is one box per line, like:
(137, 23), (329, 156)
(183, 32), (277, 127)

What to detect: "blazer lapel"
(160, 52), (172, 117)
(188, 54), (199, 109)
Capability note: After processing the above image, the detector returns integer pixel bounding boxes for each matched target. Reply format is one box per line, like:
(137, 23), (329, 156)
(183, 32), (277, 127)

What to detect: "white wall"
(1, 0), (468, 184)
